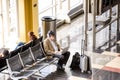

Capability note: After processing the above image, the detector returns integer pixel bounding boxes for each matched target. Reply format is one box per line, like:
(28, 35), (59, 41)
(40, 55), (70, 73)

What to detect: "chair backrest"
(40, 42), (47, 56)
(6, 54), (23, 72)
(32, 36), (43, 46)
(0, 58), (7, 72)
(0, 48), (9, 72)
(30, 42), (46, 61)
(37, 36), (43, 43)
(19, 48), (34, 66)
(9, 47), (22, 57)
(9, 36), (43, 57)
(21, 41), (33, 52)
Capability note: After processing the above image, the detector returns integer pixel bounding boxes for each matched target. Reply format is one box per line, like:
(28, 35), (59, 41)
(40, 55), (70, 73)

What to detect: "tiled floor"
(56, 14), (120, 80)
(92, 68), (120, 80)
(1, 14), (120, 80)
(0, 14), (92, 80)
(39, 66), (91, 80)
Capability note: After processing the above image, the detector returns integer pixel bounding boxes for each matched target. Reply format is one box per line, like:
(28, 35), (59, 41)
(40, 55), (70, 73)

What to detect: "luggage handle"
(81, 39), (85, 56)
(81, 26), (85, 56)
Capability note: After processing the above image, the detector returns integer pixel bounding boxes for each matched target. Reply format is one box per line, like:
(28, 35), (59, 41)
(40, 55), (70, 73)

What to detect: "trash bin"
(41, 16), (56, 39)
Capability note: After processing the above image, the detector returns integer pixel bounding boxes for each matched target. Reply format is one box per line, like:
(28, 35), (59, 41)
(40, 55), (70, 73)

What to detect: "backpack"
(70, 52), (80, 70)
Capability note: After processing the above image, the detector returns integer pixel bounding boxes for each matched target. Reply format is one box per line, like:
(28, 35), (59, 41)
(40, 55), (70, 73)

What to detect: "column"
(92, 0), (96, 51)
(18, 0), (39, 42)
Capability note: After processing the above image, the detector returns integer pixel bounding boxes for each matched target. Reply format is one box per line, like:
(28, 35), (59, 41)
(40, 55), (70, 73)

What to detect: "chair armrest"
(36, 57), (47, 62)
(26, 65), (31, 67)
(41, 57), (47, 61)
(12, 71), (20, 74)
(37, 59), (41, 61)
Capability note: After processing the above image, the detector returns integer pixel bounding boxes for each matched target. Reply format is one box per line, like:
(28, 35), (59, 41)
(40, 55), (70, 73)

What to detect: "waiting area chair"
(30, 42), (58, 65)
(6, 41), (59, 79)
(6, 54), (35, 80)
(19, 48), (48, 71)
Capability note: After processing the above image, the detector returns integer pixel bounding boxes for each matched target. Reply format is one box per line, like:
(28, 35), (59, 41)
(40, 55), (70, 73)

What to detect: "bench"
(6, 54), (35, 80)
(6, 42), (58, 79)
(9, 36), (43, 57)
(0, 36), (43, 72)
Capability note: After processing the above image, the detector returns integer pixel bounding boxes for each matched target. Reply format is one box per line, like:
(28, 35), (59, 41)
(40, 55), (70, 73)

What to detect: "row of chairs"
(0, 36), (43, 72)
(9, 36), (43, 58)
(6, 42), (58, 80)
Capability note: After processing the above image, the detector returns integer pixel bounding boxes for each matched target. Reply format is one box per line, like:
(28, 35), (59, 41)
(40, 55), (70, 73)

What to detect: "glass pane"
(0, 0), (2, 47)
(1, 0), (8, 48)
(0, 15), (3, 48)
(96, 27), (109, 48)
(9, 0), (18, 32)
(6, 0), (18, 50)
(111, 21), (117, 39)
(0, 0), (18, 49)
(56, 0), (68, 18)
(56, 3), (61, 17)
(70, 0), (83, 9)
(62, 0), (68, 13)
(39, 8), (53, 28)
(38, 0), (53, 13)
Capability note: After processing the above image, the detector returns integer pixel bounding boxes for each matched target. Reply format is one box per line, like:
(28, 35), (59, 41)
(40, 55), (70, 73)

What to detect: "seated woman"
(28, 31), (37, 42)
(15, 31), (37, 49)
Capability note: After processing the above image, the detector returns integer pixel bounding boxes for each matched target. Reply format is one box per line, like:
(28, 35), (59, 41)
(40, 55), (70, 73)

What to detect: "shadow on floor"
(43, 68), (91, 80)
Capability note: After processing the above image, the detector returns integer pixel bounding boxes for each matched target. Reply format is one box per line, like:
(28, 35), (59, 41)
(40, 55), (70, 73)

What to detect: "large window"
(38, 0), (53, 11)
(38, 0), (83, 30)
(0, 14), (3, 48)
(70, 0), (83, 9)
(0, 0), (18, 50)
(38, 0), (55, 27)
(0, 0), (3, 48)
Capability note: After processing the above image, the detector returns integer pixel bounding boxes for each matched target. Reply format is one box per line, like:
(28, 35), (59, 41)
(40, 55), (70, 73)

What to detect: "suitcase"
(79, 39), (89, 73)
(80, 55), (88, 72)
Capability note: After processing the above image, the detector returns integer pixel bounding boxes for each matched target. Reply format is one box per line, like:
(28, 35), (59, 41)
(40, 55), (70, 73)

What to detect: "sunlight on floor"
(68, 76), (89, 80)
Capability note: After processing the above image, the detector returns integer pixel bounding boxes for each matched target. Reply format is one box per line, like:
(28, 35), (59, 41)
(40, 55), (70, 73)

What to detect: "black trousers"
(57, 51), (70, 66)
